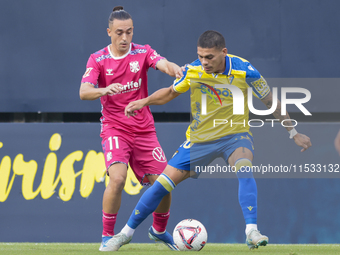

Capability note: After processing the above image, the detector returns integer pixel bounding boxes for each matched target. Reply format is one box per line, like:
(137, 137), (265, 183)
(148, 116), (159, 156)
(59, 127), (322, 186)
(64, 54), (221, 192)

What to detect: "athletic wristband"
(288, 128), (298, 139)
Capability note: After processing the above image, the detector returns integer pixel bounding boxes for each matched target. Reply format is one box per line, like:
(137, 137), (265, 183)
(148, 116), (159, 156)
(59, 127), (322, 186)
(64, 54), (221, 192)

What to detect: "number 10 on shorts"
(108, 136), (119, 149)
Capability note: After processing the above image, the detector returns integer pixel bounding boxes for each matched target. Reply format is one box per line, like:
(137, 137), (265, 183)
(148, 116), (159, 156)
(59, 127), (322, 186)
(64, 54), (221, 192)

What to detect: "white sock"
(245, 224), (258, 235)
(121, 224), (135, 237)
(152, 226), (166, 235)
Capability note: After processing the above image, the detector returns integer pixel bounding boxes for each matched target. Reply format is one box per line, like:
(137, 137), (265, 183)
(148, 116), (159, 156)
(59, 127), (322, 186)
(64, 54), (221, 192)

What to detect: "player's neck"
(215, 60), (226, 74)
(109, 44), (130, 58)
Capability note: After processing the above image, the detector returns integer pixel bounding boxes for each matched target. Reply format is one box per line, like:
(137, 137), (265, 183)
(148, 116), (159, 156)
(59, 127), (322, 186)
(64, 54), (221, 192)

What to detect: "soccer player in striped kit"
(80, 6), (183, 251)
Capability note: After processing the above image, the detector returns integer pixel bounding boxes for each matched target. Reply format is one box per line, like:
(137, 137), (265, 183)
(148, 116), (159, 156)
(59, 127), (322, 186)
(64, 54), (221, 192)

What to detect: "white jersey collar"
(108, 43), (132, 60)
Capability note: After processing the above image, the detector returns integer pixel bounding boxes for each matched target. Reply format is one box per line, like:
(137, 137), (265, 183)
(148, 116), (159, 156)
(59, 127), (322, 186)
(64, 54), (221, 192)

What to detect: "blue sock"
(235, 158), (257, 224)
(127, 174), (175, 229)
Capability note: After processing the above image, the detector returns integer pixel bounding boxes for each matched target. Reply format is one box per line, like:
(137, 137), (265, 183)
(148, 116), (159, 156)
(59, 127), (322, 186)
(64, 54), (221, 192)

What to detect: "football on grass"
(173, 219), (207, 251)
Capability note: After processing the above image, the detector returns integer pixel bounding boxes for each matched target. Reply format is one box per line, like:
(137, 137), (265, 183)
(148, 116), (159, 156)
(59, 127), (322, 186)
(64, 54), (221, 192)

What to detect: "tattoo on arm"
(262, 93), (292, 131)
(176, 168), (184, 173)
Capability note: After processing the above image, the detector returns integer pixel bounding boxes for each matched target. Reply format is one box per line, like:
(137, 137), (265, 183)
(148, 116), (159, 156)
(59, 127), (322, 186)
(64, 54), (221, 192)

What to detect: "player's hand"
(174, 64), (188, 79)
(174, 66), (183, 79)
(125, 99), (146, 118)
(293, 133), (312, 152)
(104, 83), (123, 96)
(175, 64), (188, 79)
(334, 130), (340, 156)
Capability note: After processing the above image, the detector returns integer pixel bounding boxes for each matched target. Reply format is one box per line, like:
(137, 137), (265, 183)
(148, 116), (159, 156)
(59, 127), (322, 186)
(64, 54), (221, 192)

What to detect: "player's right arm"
(125, 85), (180, 117)
(79, 82), (123, 100)
(79, 54), (123, 100)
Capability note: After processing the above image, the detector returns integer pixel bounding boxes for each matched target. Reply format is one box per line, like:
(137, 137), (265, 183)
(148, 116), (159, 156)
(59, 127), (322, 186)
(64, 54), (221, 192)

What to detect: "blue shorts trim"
(168, 132), (254, 171)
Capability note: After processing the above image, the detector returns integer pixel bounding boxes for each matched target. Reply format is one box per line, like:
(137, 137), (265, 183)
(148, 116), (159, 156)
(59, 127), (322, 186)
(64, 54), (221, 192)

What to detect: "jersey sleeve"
(172, 66), (190, 93)
(81, 55), (100, 86)
(245, 62), (270, 99)
(145, 45), (165, 70)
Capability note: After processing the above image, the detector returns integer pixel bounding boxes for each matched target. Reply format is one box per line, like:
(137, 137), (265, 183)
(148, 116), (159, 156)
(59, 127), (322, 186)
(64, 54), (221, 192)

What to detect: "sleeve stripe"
(173, 66), (189, 93)
(81, 82), (96, 87)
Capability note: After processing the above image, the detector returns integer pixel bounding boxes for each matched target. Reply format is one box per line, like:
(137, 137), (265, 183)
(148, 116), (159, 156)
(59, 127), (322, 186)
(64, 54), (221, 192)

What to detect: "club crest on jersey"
(106, 69), (114, 75)
(152, 147), (166, 163)
(130, 61), (140, 73)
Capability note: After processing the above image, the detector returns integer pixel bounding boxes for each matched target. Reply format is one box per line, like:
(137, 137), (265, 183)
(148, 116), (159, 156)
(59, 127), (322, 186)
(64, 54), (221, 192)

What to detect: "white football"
(173, 219), (208, 251)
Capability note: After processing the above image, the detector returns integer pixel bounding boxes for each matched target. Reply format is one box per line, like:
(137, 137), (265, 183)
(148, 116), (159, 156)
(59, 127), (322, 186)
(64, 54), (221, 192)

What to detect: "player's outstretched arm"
(156, 59), (184, 79)
(261, 91), (312, 152)
(335, 130), (340, 156)
(79, 82), (123, 100)
(125, 85), (180, 117)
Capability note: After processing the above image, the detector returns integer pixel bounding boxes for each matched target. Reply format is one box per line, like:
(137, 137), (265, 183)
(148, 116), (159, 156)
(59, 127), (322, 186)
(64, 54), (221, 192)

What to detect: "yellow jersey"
(173, 54), (270, 143)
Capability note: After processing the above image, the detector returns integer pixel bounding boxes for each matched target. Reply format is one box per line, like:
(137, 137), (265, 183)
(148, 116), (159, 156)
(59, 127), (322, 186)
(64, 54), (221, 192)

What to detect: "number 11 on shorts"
(108, 136), (119, 149)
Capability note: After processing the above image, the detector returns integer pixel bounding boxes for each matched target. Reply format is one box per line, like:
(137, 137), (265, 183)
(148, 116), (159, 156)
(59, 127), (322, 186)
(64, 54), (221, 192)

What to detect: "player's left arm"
(156, 59), (184, 79)
(246, 61), (312, 152)
(261, 91), (312, 152)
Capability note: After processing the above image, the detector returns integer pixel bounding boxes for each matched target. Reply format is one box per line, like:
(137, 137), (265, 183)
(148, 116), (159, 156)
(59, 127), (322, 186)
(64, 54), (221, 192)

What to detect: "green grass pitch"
(1, 243), (339, 255)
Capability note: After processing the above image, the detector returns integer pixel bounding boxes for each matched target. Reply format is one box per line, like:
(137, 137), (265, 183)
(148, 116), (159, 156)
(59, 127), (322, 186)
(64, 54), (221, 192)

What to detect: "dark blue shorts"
(168, 132), (254, 171)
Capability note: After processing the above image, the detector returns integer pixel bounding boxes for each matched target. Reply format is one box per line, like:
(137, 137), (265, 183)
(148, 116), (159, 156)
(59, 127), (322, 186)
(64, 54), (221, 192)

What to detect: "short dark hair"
(197, 30), (226, 50)
(108, 6), (132, 25)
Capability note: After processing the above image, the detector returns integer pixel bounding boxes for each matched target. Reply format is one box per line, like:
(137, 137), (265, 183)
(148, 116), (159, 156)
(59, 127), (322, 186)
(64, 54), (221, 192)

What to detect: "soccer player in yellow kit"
(107, 30), (312, 251)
